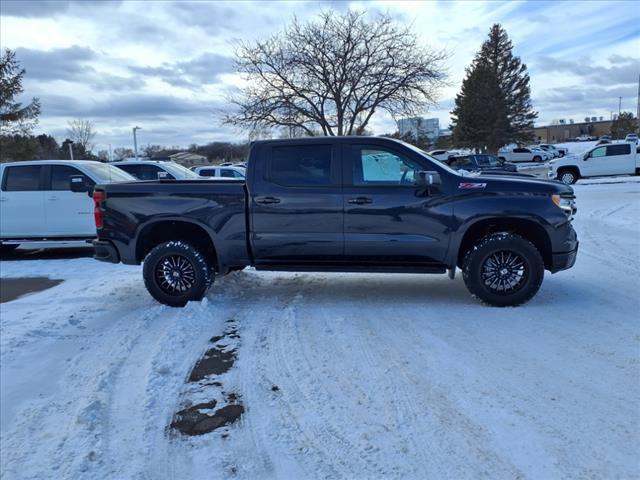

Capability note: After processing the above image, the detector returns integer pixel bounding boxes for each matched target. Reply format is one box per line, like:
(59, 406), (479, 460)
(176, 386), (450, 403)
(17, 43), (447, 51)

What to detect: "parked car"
(426, 150), (454, 162)
(624, 133), (638, 144)
(550, 142), (640, 184)
(498, 147), (547, 163)
(575, 135), (592, 142)
(111, 160), (200, 180)
(537, 144), (568, 157)
(193, 165), (246, 179)
(446, 154), (518, 174)
(93, 137), (578, 308)
(0, 160), (135, 252)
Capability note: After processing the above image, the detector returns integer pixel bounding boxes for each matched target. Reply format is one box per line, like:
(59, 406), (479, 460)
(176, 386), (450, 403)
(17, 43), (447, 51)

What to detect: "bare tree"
(224, 11), (448, 136)
(67, 119), (96, 153)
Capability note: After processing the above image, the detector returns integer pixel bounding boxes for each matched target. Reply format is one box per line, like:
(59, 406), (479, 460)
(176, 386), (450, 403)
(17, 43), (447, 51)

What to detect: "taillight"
(93, 190), (105, 229)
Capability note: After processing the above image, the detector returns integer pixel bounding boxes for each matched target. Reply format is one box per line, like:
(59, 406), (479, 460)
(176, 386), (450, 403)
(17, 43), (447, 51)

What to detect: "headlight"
(551, 194), (576, 219)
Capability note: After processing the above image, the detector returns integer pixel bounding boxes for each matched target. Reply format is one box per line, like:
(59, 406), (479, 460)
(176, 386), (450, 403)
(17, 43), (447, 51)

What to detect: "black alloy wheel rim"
(481, 250), (528, 295)
(155, 254), (196, 295)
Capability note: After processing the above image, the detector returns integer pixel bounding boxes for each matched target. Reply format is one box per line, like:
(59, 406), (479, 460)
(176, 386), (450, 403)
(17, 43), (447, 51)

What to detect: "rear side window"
(606, 144), (631, 156)
(50, 165), (94, 190)
(3, 165), (43, 191)
(270, 145), (332, 186)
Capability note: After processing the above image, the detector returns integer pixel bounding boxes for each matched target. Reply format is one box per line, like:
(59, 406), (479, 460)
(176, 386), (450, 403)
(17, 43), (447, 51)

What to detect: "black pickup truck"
(91, 137), (578, 307)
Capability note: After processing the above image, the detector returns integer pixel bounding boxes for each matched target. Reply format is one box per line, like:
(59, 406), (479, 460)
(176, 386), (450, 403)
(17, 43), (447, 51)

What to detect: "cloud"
(128, 53), (235, 89)
(16, 45), (96, 81)
(534, 55), (640, 86)
(1, 0), (122, 18)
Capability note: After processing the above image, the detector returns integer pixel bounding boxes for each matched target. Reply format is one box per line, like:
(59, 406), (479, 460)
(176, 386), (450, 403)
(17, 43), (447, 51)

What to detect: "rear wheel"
(143, 241), (212, 307)
(533, 156), (542, 162)
(462, 233), (544, 307)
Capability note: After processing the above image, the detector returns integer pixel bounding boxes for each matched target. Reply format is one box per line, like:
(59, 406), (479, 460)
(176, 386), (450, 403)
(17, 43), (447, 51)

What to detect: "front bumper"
(93, 239), (120, 263)
(551, 243), (578, 272)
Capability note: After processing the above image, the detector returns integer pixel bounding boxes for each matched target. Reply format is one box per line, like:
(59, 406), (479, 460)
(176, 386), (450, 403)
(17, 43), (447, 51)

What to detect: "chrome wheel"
(155, 254), (196, 295)
(481, 250), (528, 294)
(560, 172), (575, 184)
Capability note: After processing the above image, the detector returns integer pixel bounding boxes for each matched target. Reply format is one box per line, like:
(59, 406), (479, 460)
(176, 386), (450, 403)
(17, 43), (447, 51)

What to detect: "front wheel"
(533, 156), (542, 162)
(143, 241), (213, 307)
(462, 233), (544, 307)
(557, 169), (578, 185)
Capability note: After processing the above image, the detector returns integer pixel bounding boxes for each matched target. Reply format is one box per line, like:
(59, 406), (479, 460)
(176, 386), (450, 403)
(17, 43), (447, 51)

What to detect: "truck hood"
(463, 172), (573, 195)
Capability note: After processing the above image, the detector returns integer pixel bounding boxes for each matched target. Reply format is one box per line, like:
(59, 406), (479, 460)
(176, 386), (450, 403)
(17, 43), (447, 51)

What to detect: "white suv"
(498, 147), (547, 163)
(0, 160), (134, 252)
(111, 160), (200, 180)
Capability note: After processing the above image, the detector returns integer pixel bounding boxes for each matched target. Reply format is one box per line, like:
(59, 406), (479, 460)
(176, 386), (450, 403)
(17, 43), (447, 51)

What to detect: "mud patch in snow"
(171, 320), (244, 436)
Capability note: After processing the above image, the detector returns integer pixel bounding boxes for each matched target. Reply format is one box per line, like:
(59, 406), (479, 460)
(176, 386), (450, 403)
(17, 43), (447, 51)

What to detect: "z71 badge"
(458, 182), (487, 189)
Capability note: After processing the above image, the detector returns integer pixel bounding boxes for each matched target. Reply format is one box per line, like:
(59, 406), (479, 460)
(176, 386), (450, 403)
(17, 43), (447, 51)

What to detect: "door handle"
(48, 196), (60, 201)
(348, 197), (373, 205)
(0, 197), (7, 202)
(255, 196), (281, 205)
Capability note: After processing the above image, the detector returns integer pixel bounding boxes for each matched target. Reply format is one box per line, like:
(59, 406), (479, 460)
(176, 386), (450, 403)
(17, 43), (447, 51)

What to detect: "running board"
(255, 264), (447, 274)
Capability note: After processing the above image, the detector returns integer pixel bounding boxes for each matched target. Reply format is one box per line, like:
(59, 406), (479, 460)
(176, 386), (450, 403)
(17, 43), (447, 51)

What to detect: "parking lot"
(1, 178), (639, 479)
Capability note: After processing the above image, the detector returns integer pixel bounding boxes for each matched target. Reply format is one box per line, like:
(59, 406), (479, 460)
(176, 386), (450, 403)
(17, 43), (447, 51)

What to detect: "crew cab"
(111, 160), (200, 180)
(498, 147), (547, 163)
(0, 160), (134, 252)
(550, 141), (640, 184)
(93, 137), (578, 308)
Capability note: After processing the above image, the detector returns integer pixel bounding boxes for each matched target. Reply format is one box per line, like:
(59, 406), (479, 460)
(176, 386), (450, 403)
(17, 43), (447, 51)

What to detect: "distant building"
(168, 152), (208, 167)
(397, 117), (440, 142)
(533, 119), (613, 143)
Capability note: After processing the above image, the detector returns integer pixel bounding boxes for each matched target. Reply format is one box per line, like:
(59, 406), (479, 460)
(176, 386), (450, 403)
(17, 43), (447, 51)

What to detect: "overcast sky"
(1, 0), (639, 152)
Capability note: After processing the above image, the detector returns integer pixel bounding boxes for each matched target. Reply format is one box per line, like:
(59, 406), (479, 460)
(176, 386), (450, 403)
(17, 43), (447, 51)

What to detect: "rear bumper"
(93, 239), (120, 263)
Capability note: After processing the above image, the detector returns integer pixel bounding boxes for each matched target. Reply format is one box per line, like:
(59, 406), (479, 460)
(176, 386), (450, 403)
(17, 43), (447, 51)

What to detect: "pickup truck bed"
(94, 137), (578, 307)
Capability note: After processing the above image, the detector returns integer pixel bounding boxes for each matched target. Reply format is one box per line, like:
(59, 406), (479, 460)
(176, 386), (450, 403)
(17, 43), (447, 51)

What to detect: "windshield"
(83, 163), (136, 183)
(160, 162), (201, 179)
(397, 140), (458, 175)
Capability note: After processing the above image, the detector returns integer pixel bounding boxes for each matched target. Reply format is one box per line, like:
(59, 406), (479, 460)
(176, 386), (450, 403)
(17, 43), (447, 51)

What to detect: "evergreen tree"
(610, 112), (638, 139)
(0, 49), (41, 134)
(451, 24), (537, 152)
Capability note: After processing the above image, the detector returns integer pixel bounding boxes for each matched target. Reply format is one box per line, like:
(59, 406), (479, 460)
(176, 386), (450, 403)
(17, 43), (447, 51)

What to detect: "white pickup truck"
(0, 160), (134, 252)
(498, 147), (549, 163)
(549, 142), (640, 184)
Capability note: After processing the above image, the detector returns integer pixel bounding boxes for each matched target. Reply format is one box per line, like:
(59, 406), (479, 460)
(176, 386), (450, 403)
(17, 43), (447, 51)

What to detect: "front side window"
(137, 165), (165, 180)
(51, 165), (93, 190)
(591, 147), (607, 158)
(270, 145), (332, 186)
(220, 169), (235, 178)
(198, 169), (217, 177)
(354, 148), (422, 185)
(3, 165), (42, 191)
(606, 144), (631, 156)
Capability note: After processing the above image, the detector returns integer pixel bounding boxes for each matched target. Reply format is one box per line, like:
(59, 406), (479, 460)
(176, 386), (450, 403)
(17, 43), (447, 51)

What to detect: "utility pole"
(618, 96), (622, 117)
(133, 126), (141, 160)
(68, 141), (74, 160)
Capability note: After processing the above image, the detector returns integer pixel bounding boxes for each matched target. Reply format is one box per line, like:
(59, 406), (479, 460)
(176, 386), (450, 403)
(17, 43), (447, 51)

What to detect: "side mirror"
(416, 171), (441, 186)
(583, 152), (590, 161)
(70, 175), (89, 193)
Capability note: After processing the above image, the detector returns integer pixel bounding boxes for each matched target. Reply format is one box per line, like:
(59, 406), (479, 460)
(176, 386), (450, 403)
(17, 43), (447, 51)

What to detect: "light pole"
(68, 140), (74, 160)
(133, 126), (141, 160)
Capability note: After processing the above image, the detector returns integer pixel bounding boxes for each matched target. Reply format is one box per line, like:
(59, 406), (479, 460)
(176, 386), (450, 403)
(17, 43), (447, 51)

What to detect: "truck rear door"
(249, 142), (343, 263)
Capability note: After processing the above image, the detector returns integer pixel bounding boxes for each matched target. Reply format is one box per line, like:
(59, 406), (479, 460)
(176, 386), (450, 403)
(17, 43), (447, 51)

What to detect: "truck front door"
(249, 142), (343, 264)
(342, 144), (451, 266)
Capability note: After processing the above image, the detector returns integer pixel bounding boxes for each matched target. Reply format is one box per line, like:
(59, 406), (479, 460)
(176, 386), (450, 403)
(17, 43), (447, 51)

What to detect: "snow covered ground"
(1, 181), (639, 479)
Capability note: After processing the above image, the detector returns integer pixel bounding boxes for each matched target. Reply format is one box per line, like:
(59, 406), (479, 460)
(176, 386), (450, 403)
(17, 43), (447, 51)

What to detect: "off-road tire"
(143, 241), (213, 307)
(462, 232), (544, 307)
(557, 168), (578, 185)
